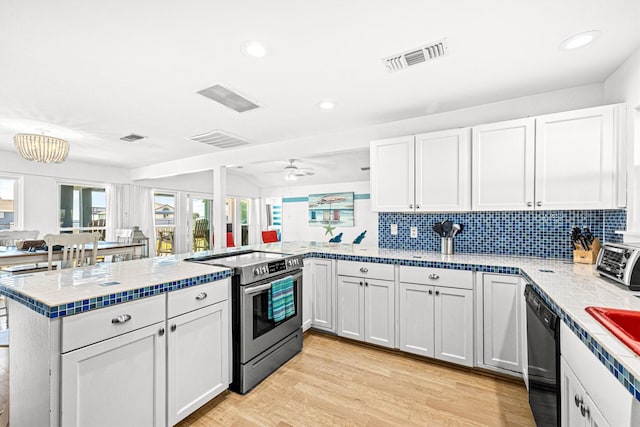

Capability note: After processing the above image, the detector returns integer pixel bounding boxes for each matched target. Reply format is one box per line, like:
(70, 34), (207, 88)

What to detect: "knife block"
(573, 238), (601, 264)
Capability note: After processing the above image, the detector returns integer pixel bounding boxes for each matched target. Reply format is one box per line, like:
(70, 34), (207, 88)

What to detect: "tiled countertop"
(2, 240), (640, 401)
(0, 255), (232, 318)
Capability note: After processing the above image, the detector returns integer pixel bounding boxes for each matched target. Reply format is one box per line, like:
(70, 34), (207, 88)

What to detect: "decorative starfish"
(324, 223), (336, 236)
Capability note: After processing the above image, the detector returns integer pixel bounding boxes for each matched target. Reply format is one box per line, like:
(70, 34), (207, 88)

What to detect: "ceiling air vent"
(120, 133), (146, 142)
(187, 130), (252, 149)
(360, 166), (370, 171)
(382, 38), (449, 72)
(197, 84), (260, 113)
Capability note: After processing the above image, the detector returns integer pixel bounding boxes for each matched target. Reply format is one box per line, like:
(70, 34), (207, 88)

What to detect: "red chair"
(261, 230), (279, 243)
(226, 232), (235, 248)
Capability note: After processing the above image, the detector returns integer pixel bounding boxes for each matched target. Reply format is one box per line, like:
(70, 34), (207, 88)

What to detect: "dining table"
(0, 241), (145, 269)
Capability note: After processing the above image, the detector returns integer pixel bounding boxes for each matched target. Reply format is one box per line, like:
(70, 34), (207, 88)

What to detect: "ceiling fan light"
(14, 133), (69, 163)
(284, 171), (298, 181)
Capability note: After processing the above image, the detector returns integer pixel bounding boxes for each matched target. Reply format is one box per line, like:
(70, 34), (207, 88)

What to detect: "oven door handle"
(244, 283), (273, 295)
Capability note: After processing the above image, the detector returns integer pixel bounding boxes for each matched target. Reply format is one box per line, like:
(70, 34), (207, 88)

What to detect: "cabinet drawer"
(337, 261), (394, 281)
(62, 294), (165, 353)
(167, 279), (229, 319)
(399, 266), (473, 289)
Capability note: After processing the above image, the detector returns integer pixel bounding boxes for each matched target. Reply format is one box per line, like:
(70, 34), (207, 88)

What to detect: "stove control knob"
(253, 267), (261, 276)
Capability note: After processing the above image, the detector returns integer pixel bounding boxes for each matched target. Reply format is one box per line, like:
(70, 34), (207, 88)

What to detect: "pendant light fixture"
(14, 133), (69, 163)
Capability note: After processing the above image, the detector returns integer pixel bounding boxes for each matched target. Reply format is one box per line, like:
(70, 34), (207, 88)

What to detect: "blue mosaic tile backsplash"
(379, 209), (626, 259)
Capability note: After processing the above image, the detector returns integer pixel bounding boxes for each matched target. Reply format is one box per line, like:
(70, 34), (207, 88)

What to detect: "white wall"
(605, 46), (640, 233)
(261, 181), (377, 246)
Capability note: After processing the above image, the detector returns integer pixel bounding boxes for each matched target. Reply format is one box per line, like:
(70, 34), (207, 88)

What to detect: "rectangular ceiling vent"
(120, 133), (146, 142)
(382, 38), (449, 72)
(197, 84), (260, 113)
(187, 129), (252, 149)
(360, 166), (370, 171)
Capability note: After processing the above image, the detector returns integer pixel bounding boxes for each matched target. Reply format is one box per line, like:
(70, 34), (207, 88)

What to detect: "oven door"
(239, 270), (302, 363)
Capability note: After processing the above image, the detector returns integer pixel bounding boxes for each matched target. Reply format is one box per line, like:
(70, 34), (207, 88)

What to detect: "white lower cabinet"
(561, 357), (609, 427)
(311, 258), (335, 332)
(398, 266), (474, 367)
(481, 274), (523, 375)
(61, 322), (167, 427)
(167, 300), (229, 426)
(337, 261), (395, 348)
(302, 259), (313, 331)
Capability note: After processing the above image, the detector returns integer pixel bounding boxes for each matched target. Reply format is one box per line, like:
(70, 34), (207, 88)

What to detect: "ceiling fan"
(281, 159), (315, 181)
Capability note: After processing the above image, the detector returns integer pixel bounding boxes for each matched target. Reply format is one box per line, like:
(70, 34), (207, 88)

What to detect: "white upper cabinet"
(370, 136), (415, 212)
(371, 129), (471, 212)
(535, 106), (616, 210)
(415, 129), (471, 212)
(472, 118), (535, 210)
(472, 104), (626, 211)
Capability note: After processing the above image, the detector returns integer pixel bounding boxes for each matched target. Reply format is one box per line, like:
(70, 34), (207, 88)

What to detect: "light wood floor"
(178, 332), (535, 426)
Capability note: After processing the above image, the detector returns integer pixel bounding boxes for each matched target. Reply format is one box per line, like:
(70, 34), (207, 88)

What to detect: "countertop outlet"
(390, 224), (398, 235)
(410, 226), (418, 238)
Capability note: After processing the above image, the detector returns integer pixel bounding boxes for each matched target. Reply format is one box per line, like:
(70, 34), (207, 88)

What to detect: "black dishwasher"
(524, 285), (560, 427)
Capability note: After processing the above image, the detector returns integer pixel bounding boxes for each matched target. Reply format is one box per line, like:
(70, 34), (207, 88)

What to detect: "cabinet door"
(415, 128), (471, 211)
(586, 393), (610, 427)
(472, 118), (535, 210)
(61, 322), (166, 427)
(482, 274), (522, 374)
(167, 301), (229, 426)
(561, 357), (588, 427)
(302, 259), (313, 331)
(312, 259), (334, 331)
(399, 282), (434, 357)
(370, 136), (415, 212)
(364, 278), (395, 348)
(337, 275), (364, 341)
(535, 106), (615, 210)
(434, 286), (474, 367)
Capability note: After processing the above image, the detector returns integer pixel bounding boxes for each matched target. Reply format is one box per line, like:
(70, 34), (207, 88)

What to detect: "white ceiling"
(0, 0), (639, 173)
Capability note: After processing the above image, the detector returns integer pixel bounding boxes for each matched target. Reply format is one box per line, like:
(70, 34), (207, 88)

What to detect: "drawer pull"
(359, 281), (363, 287)
(111, 314), (132, 324)
(171, 324), (177, 332)
(159, 327), (165, 336)
(365, 282), (369, 287)
(360, 267), (368, 273)
(428, 290), (433, 295)
(435, 290), (440, 296)
(428, 274), (439, 280)
(195, 292), (208, 300)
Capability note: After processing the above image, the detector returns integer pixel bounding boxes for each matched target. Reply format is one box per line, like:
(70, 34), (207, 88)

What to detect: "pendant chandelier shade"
(14, 133), (69, 163)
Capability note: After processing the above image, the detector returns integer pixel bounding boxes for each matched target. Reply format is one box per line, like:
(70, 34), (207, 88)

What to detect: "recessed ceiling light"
(559, 30), (600, 50)
(318, 100), (336, 110)
(241, 41), (267, 58)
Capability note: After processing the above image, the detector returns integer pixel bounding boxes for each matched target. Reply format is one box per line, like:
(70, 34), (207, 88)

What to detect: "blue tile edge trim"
(302, 252), (520, 274)
(522, 271), (640, 402)
(0, 270), (233, 319)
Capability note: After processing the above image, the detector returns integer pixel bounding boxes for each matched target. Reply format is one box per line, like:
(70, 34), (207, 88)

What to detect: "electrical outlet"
(410, 226), (418, 238)
(390, 224), (398, 235)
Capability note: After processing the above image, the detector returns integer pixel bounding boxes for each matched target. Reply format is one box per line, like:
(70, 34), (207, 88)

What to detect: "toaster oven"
(596, 243), (640, 290)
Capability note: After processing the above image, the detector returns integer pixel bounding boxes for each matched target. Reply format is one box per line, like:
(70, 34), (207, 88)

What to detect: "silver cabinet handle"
(574, 394), (582, 407)
(359, 281), (363, 287)
(428, 274), (439, 280)
(195, 292), (208, 300)
(527, 201), (533, 207)
(171, 324), (177, 332)
(428, 289), (433, 295)
(365, 282), (369, 287)
(409, 204), (413, 209)
(435, 290), (440, 296)
(416, 205), (420, 209)
(159, 327), (165, 336)
(111, 314), (131, 324)
(360, 267), (368, 273)
(536, 201), (542, 207)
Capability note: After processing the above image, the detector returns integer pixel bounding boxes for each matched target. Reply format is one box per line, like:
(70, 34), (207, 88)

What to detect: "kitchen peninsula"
(2, 242), (640, 426)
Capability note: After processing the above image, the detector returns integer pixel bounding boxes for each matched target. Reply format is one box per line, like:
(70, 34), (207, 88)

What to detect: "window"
(154, 192), (176, 255)
(190, 196), (212, 251)
(0, 176), (20, 230)
(59, 184), (106, 237)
